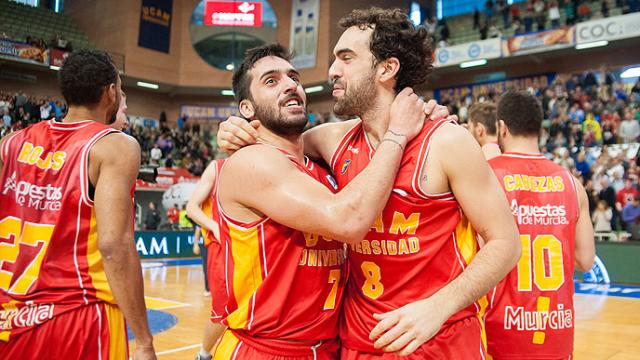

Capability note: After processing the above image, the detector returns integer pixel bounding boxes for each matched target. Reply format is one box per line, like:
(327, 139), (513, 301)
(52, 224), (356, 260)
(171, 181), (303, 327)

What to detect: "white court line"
(155, 343), (201, 356)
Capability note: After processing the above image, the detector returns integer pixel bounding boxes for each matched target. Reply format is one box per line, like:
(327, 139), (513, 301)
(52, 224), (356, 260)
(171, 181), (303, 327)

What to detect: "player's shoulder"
(429, 121), (479, 151)
(90, 132), (140, 165)
(224, 144), (295, 176)
(306, 118), (360, 139)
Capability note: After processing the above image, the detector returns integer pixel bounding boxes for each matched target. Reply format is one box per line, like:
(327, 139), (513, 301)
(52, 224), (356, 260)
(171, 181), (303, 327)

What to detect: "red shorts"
(213, 330), (339, 360)
(0, 302), (128, 360)
(341, 317), (486, 360)
(207, 240), (228, 323)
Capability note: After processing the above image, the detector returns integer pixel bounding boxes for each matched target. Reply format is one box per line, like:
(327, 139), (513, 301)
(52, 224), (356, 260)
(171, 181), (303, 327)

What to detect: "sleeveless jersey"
(486, 152), (579, 359)
(201, 159), (225, 247)
(330, 119), (484, 354)
(214, 146), (346, 350)
(0, 120), (119, 341)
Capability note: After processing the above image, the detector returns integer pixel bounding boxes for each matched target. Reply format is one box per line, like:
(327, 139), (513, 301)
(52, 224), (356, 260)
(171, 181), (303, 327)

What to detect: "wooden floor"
(135, 262), (640, 359)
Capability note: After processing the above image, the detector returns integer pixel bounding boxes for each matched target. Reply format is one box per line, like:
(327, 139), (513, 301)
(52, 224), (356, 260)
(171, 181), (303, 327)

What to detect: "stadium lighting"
(136, 81), (159, 90)
(459, 59), (487, 68)
(221, 89), (235, 96)
(49, 65), (60, 71)
(621, 67), (640, 79)
(304, 85), (323, 94)
(575, 40), (609, 50)
(226, 63), (234, 71)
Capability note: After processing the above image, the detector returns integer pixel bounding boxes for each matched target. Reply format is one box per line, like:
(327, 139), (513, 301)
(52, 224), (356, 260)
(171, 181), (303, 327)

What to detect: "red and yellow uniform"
(486, 153), (579, 360)
(200, 159), (228, 323)
(331, 119), (486, 359)
(213, 149), (346, 359)
(0, 120), (127, 359)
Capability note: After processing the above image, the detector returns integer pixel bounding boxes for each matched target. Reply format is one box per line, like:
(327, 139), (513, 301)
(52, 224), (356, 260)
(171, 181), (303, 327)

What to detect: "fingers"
(395, 339), (423, 357)
(381, 330), (414, 353)
(249, 120), (262, 130)
(398, 87), (415, 97)
(423, 99), (437, 115)
(373, 321), (407, 350)
(447, 115), (459, 123)
(430, 104), (450, 120)
(369, 312), (398, 341)
(223, 117), (258, 143)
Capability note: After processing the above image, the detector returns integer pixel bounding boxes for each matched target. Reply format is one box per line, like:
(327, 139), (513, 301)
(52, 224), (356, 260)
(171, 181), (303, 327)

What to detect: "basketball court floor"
(135, 259), (640, 359)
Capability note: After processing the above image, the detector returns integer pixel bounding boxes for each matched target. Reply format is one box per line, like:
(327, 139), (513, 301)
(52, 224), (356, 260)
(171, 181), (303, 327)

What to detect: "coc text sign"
(434, 38), (501, 67)
(576, 12), (640, 44)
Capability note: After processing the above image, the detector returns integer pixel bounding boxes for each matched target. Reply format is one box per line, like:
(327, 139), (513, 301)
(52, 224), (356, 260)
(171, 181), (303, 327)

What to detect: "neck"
(63, 105), (108, 124)
(480, 135), (499, 147)
(256, 125), (304, 161)
(502, 135), (541, 154)
(360, 89), (396, 147)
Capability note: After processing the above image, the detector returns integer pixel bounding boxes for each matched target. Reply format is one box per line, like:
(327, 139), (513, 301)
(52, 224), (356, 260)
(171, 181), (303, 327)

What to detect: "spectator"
(601, 0), (610, 17)
(488, 21), (502, 38)
(622, 196), (640, 238)
(480, 21), (489, 39)
(485, 0), (494, 20)
(524, 1), (534, 32)
(39, 100), (52, 120)
(179, 204), (193, 229)
(577, 2), (592, 21)
(619, 109), (640, 143)
(549, 0), (561, 28)
(496, 0), (509, 27)
(144, 202), (161, 230)
(167, 203), (180, 230)
(511, 2), (521, 22)
(439, 19), (450, 43)
(473, 7), (481, 29)
(564, 0), (576, 25)
(534, 0), (547, 31)
(150, 144), (163, 166)
(592, 200), (613, 232)
(616, 178), (639, 212)
(599, 176), (618, 230)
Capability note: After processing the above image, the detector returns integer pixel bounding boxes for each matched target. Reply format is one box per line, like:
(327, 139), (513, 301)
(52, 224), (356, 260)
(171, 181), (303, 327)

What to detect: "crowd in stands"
(445, 71), (640, 235)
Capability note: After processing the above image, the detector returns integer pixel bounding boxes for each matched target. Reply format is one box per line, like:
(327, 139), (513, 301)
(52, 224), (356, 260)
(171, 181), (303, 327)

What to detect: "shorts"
(208, 240), (228, 322)
(341, 317), (485, 360)
(213, 330), (339, 360)
(0, 302), (128, 360)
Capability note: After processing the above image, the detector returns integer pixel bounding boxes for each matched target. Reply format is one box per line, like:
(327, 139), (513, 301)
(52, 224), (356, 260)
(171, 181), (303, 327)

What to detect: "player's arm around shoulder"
(573, 178), (595, 272)
(302, 118), (359, 163)
(219, 144), (366, 243)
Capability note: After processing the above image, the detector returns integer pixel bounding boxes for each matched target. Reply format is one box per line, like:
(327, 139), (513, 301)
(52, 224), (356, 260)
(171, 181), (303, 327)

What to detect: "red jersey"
(616, 187), (638, 207)
(166, 208), (180, 225)
(214, 147), (346, 352)
(201, 159), (225, 247)
(330, 119), (485, 355)
(486, 152), (580, 359)
(0, 120), (119, 341)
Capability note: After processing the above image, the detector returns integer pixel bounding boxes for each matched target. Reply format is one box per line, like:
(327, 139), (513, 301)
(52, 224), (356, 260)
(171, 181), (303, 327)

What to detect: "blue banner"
(433, 73), (556, 102)
(135, 231), (199, 259)
(138, 0), (173, 53)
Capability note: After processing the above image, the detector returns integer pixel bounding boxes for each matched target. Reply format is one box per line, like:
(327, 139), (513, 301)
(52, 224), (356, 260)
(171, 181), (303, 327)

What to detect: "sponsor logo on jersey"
(504, 174), (565, 193)
(347, 145), (359, 154)
(17, 141), (66, 171)
(0, 303), (55, 330)
(3, 171), (63, 211)
(504, 302), (573, 332)
(511, 199), (568, 226)
(341, 159), (351, 174)
(326, 175), (338, 190)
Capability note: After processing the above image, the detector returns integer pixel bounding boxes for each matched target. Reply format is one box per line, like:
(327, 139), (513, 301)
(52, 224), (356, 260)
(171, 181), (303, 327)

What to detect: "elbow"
(576, 254), (595, 272)
(186, 202), (198, 219)
(330, 217), (368, 245)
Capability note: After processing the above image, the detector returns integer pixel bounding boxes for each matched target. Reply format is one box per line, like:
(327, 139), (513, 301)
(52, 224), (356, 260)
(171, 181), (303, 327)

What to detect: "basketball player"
(212, 43), (428, 360)
(186, 159), (227, 360)
(484, 90), (595, 359)
(0, 50), (155, 359)
(111, 90), (129, 131)
(217, 8), (521, 359)
(467, 102), (502, 160)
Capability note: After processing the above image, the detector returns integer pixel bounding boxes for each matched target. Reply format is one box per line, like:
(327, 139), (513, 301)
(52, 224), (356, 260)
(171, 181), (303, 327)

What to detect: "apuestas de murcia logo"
(511, 199), (568, 226)
(2, 172), (62, 211)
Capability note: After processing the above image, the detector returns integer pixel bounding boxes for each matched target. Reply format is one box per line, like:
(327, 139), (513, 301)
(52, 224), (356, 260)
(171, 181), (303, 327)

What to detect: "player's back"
(486, 152), (580, 359)
(0, 120), (118, 339)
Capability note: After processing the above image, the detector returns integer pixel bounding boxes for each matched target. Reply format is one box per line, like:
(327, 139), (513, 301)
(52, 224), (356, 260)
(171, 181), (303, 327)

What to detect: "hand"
(369, 298), (449, 356)
(217, 116), (260, 155)
(388, 88), (427, 143)
(132, 344), (156, 360)
(192, 243), (200, 255)
(423, 100), (458, 123)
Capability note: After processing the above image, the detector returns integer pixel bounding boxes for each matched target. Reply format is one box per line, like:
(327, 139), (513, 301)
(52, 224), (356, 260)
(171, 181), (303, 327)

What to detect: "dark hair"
(339, 7), (433, 92)
(232, 44), (292, 103)
(468, 102), (497, 135)
(497, 90), (543, 137)
(59, 50), (118, 106)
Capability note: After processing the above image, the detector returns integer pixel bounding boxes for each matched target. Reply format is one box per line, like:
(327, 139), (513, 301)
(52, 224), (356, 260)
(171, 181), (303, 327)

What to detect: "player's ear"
(497, 120), (507, 138)
(239, 99), (255, 119)
(378, 57), (400, 84)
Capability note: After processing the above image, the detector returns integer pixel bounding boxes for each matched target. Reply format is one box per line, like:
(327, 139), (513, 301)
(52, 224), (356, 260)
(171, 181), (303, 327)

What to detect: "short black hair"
(59, 50), (118, 106)
(497, 90), (543, 137)
(468, 102), (497, 135)
(339, 7), (433, 92)
(232, 44), (292, 103)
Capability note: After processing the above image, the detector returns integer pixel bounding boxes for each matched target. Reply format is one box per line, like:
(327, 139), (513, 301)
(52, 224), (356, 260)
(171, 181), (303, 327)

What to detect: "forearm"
(102, 241), (153, 346)
(429, 237), (520, 319)
(186, 202), (218, 232)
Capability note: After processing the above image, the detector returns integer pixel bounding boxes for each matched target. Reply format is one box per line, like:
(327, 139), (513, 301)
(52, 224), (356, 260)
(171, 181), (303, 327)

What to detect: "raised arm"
(186, 161), (220, 239)
(574, 179), (595, 272)
(91, 134), (156, 360)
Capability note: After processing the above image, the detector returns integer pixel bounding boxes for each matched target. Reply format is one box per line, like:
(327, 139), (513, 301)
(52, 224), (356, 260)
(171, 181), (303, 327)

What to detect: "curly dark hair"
(339, 7), (433, 92)
(232, 44), (292, 103)
(59, 50), (118, 106)
(497, 90), (543, 137)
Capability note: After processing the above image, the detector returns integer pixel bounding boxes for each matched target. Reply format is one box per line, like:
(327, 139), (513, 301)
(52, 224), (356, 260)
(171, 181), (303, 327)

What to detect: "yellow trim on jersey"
(86, 210), (114, 304)
(201, 198), (214, 246)
(104, 303), (127, 360)
(455, 217), (478, 265)
(213, 330), (241, 360)
(0, 300), (19, 342)
(225, 225), (264, 329)
(477, 295), (489, 356)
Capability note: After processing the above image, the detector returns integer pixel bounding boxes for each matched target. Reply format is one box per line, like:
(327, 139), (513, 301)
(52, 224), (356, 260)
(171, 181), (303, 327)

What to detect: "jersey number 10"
(517, 234), (565, 292)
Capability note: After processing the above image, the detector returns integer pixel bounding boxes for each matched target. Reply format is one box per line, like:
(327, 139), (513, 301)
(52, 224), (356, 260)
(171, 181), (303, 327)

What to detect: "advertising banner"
(434, 73), (556, 101)
(135, 231), (197, 258)
(503, 27), (574, 56)
(435, 38), (502, 67)
(204, 1), (263, 27)
(136, 167), (199, 191)
(0, 39), (48, 64)
(576, 12), (640, 44)
(289, 0), (320, 69)
(138, 0), (173, 53)
(49, 48), (69, 67)
(180, 105), (238, 121)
